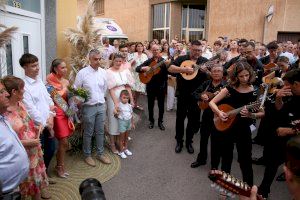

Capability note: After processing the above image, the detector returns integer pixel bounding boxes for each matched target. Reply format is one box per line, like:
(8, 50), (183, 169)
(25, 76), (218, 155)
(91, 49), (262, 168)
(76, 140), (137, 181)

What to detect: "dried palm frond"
(64, 0), (103, 83)
(0, 25), (18, 47)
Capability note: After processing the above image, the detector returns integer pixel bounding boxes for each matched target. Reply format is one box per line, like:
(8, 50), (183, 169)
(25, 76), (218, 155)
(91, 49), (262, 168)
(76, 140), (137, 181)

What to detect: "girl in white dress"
(106, 54), (134, 154)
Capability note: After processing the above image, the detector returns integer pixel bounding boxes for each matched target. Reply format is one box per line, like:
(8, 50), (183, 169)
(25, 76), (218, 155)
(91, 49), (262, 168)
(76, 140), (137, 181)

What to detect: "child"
(114, 89), (135, 159)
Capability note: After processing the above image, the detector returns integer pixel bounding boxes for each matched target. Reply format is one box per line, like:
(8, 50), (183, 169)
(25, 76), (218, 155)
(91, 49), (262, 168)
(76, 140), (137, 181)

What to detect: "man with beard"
(168, 40), (208, 154)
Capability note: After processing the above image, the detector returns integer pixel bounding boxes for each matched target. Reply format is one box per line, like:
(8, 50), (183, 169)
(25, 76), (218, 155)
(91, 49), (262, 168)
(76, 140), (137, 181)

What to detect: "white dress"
(106, 68), (134, 135)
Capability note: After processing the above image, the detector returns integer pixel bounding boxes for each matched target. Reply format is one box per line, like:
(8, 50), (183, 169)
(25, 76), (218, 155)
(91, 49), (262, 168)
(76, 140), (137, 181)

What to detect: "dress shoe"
(190, 160), (206, 168)
(186, 144), (194, 154)
(175, 143), (183, 153)
(276, 172), (286, 182)
(85, 156), (96, 167)
(96, 154), (111, 164)
(252, 156), (265, 165)
(148, 122), (154, 129)
(158, 122), (165, 131)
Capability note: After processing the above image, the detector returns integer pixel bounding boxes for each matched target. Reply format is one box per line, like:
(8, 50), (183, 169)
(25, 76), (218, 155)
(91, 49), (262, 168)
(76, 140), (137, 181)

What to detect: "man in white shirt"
(101, 37), (115, 60)
(19, 53), (55, 186)
(74, 49), (111, 166)
(0, 80), (29, 198)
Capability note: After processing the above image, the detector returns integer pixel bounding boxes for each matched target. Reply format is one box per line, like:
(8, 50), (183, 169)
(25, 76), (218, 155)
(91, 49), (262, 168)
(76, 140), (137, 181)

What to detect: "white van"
(93, 18), (128, 44)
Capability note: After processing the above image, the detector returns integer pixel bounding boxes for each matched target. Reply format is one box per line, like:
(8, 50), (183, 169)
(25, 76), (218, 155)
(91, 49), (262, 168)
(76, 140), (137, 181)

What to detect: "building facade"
(78, 0), (300, 44)
(0, 0), (57, 79)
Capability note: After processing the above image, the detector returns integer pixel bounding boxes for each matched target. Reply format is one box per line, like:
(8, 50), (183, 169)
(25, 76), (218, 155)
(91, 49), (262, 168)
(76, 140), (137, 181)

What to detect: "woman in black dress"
(209, 61), (265, 185)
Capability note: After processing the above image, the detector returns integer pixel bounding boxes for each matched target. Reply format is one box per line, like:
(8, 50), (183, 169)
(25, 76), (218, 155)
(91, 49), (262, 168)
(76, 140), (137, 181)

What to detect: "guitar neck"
(226, 104), (258, 116)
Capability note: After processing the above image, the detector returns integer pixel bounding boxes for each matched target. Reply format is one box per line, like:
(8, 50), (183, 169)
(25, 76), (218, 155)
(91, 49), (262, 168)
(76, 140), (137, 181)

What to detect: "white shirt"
(202, 49), (213, 59)
(101, 45), (115, 60)
(280, 51), (296, 64)
(23, 76), (54, 126)
(74, 65), (108, 105)
(0, 115), (29, 193)
(118, 102), (132, 120)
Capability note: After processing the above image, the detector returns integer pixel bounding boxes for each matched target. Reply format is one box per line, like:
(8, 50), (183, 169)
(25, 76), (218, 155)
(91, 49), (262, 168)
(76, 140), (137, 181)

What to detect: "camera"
(79, 178), (106, 200)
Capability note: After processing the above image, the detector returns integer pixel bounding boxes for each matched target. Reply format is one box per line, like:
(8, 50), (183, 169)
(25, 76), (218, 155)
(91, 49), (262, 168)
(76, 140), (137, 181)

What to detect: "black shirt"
(278, 96), (300, 128)
(136, 57), (168, 90)
(172, 55), (208, 97)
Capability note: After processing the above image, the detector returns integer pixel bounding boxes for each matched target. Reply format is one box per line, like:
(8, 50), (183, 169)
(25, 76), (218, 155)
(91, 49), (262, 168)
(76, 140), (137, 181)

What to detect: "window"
(152, 3), (170, 42)
(181, 5), (205, 42)
(95, 0), (104, 15)
(23, 35), (29, 54)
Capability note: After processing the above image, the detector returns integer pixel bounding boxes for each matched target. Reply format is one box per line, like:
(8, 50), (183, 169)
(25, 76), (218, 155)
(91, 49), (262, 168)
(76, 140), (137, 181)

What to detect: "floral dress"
(4, 102), (48, 197)
(131, 52), (148, 93)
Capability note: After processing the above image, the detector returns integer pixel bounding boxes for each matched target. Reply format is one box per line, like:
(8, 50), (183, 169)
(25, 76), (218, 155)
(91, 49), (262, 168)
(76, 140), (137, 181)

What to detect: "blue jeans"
(82, 103), (106, 157)
(40, 128), (56, 170)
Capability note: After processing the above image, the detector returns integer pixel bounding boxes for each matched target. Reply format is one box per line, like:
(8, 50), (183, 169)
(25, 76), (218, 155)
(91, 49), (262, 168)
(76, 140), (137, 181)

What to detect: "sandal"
(55, 165), (68, 178)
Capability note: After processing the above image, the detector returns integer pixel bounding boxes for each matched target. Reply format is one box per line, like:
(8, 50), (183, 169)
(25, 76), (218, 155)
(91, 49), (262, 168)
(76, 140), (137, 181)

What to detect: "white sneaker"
(124, 149), (133, 156)
(118, 152), (127, 159)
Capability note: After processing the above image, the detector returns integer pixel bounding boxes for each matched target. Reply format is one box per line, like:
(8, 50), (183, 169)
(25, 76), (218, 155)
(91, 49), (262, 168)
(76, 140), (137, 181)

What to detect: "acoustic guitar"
(139, 59), (170, 84)
(208, 170), (264, 200)
(262, 76), (283, 94)
(198, 91), (217, 110)
(213, 84), (269, 132)
(180, 60), (215, 80)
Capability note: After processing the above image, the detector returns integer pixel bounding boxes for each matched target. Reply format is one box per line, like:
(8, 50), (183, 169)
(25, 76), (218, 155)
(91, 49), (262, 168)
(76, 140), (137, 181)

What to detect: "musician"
(259, 41), (279, 65)
(258, 69), (300, 198)
(241, 136), (300, 200)
(136, 44), (169, 130)
(209, 61), (265, 186)
(168, 40), (208, 154)
(190, 64), (226, 168)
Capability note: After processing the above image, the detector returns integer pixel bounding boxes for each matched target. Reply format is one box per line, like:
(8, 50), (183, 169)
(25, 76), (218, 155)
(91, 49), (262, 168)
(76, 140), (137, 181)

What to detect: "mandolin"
(208, 170), (264, 200)
(139, 59), (170, 84)
(213, 84), (269, 132)
(180, 60), (215, 80)
(198, 91), (217, 110)
(213, 101), (261, 132)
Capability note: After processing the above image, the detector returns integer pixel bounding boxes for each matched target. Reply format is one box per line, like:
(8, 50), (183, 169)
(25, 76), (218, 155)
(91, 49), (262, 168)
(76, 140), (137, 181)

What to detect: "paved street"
(103, 97), (291, 200)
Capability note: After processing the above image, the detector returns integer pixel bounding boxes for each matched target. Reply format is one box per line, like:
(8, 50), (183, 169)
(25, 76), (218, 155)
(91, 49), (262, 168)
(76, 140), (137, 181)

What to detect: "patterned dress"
(131, 52), (147, 93)
(5, 102), (48, 197)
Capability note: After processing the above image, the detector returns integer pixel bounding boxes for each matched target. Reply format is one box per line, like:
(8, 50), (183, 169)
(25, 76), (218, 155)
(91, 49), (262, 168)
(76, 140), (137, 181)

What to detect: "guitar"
(139, 59), (170, 84)
(208, 170), (264, 200)
(262, 76), (283, 94)
(213, 84), (269, 132)
(180, 60), (215, 80)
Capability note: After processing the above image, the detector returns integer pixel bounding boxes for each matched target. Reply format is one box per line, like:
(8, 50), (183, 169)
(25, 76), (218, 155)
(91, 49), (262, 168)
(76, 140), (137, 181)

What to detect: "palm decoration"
(1, 1), (18, 77)
(64, 0), (103, 83)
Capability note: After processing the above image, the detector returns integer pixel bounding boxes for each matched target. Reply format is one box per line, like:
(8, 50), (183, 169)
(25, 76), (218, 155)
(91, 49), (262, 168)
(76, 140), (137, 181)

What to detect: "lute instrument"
(180, 60), (215, 80)
(213, 84), (269, 132)
(198, 91), (216, 110)
(208, 170), (264, 200)
(139, 59), (170, 84)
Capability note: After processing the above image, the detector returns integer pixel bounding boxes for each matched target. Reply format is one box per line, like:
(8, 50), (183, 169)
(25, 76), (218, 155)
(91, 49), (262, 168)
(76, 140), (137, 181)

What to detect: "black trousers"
(213, 123), (254, 185)
(40, 128), (56, 170)
(259, 134), (288, 195)
(196, 110), (214, 162)
(147, 87), (165, 123)
(175, 96), (200, 145)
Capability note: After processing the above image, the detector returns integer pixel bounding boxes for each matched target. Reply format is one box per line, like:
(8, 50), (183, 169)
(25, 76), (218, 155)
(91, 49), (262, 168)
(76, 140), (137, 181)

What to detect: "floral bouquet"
(67, 86), (90, 124)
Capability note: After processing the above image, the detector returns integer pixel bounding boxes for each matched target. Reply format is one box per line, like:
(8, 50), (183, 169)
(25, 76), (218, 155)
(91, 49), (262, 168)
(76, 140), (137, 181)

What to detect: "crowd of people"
(0, 35), (300, 200)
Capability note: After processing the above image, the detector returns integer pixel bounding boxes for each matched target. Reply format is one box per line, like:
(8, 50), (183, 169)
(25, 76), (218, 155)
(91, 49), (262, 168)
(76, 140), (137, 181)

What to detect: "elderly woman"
(3, 75), (49, 200)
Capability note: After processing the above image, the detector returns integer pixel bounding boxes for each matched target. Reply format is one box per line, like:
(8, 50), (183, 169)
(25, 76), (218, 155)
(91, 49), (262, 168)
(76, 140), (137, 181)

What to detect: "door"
(0, 12), (42, 78)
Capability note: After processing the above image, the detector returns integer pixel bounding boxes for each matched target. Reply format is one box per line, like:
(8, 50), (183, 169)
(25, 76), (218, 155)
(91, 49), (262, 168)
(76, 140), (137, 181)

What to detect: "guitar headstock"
(208, 170), (264, 200)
